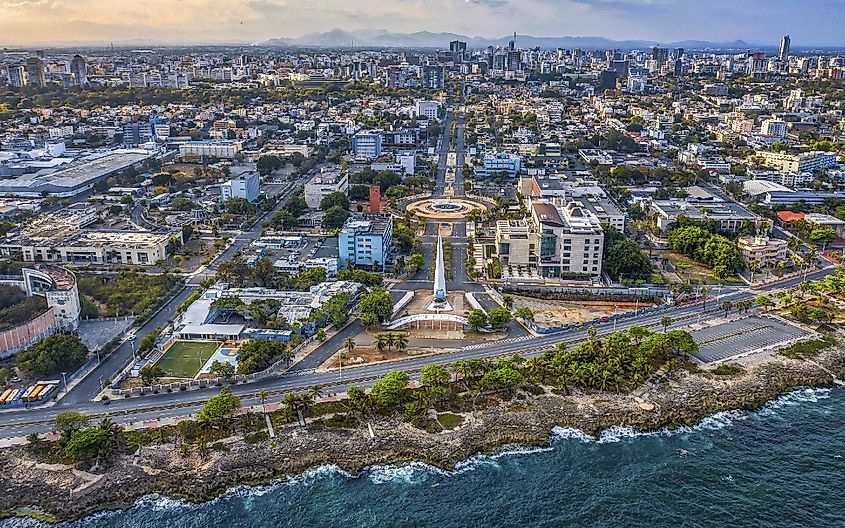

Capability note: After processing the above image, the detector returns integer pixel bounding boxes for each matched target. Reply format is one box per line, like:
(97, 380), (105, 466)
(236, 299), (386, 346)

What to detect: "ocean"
(3, 387), (844, 528)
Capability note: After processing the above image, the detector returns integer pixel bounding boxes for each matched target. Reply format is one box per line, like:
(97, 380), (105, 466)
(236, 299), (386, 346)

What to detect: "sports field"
(155, 341), (220, 379)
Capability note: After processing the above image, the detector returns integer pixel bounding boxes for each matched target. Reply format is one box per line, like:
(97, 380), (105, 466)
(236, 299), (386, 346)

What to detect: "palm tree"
(343, 337), (356, 355)
(257, 390), (269, 414)
(386, 333), (397, 352)
(374, 334), (388, 353)
(660, 315), (673, 333)
(393, 333), (409, 352)
(720, 300), (734, 317)
(309, 385), (323, 401)
(700, 286), (712, 312)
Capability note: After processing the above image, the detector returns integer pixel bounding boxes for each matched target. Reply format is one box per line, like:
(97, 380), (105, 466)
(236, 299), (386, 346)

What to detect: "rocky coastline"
(2, 344), (844, 523)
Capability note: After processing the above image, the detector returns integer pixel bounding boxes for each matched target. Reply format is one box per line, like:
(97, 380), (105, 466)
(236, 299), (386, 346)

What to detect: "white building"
(179, 140), (243, 160)
(304, 168), (349, 209)
(415, 100), (440, 120)
(352, 132), (383, 160)
(761, 151), (838, 173)
(760, 118), (788, 138)
(221, 171), (260, 203)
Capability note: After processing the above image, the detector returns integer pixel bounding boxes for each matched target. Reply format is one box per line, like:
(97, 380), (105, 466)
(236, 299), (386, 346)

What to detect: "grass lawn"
(155, 341), (220, 379)
(656, 250), (745, 285)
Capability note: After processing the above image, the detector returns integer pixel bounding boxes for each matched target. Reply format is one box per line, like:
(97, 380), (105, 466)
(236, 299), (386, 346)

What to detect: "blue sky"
(1, 0), (842, 46)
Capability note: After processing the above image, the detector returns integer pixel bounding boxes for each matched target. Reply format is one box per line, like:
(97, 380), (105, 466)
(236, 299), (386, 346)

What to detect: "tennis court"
(155, 340), (221, 379)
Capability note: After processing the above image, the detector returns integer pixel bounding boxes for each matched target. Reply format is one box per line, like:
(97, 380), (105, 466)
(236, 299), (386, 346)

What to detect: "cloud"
(0, 0), (842, 46)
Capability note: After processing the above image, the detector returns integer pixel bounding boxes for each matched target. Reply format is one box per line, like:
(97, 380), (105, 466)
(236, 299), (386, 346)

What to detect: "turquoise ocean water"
(3, 387), (844, 528)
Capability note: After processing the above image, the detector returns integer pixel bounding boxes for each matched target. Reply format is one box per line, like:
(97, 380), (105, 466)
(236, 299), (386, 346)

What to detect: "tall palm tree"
(257, 390), (269, 414)
(660, 315), (673, 333)
(393, 333), (409, 352)
(720, 300), (734, 317)
(700, 286), (712, 311)
(386, 333), (397, 352)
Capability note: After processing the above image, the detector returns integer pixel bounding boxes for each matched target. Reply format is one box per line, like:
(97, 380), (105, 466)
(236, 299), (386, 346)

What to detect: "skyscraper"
(70, 55), (88, 86)
(6, 65), (26, 87)
(779, 35), (791, 62)
(449, 40), (467, 64)
(25, 57), (46, 88)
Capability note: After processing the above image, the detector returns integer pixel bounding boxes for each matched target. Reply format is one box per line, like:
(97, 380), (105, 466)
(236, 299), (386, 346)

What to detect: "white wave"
(367, 462), (437, 484)
(551, 426), (596, 443)
(763, 387), (832, 411)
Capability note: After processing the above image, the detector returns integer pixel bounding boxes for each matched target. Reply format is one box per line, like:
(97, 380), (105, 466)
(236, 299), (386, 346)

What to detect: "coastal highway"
(0, 265), (832, 440)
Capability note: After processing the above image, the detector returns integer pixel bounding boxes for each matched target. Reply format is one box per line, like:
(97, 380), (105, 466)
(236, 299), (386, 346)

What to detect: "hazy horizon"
(1, 0), (842, 48)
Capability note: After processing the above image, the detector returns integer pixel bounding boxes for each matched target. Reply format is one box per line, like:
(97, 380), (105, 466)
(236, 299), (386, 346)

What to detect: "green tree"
(407, 253), (425, 272)
(488, 307), (513, 329)
(466, 309), (488, 331)
(420, 364), (450, 390)
(322, 205), (351, 229)
(319, 192), (351, 211)
(359, 288), (394, 325)
(809, 225), (837, 247)
(197, 387), (241, 427)
(64, 427), (107, 463)
(54, 411), (91, 439)
(480, 367), (525, 390)
(16, 334), (89, 377)
(139, 364), (166, 385)
(513, 307), (534, 322)
(210, 360), (236, 379)
(660, 315), (673, 333)
(370, 370), (410, 409)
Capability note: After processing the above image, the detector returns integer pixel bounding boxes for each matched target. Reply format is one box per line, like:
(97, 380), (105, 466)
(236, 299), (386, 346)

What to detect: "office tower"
(673, 48), (685, 59)
(611, 59), (629, 77)
(673, 58), (683, 77)
(779, 35), (791, 62)
(6, 65), (26, 87)
(25, 57), (46, 88)
(423, 65), (445, 89)
(449, 40), (467, 64)
(70, 55), (88, 86)
(651, 47), (670, 65)
(598, 69), (618, 91)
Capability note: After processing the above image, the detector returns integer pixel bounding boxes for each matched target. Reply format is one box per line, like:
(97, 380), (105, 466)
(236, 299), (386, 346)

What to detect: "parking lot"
(690, 316), (810, 364)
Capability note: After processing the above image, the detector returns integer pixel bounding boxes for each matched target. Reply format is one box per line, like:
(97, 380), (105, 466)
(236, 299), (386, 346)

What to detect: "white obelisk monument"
(428, 235), (452, 311)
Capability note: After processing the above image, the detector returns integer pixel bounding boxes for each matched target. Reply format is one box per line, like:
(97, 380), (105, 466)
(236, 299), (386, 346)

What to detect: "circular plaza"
(405, 197), (487, 220)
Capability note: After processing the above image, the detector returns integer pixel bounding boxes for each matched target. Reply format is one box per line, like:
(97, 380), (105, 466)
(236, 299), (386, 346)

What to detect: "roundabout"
(405, 197), (487, 220)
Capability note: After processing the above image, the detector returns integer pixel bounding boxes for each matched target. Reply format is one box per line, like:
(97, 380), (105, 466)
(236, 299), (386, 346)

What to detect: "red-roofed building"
(776, 211), (805, 224)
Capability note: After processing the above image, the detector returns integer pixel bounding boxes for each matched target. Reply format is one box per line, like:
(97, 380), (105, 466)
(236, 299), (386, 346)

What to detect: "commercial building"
(338, 214), (393, 271)
(475, 152), (522, 178)
(415, 100), (440, 120)
(304, 168), (349, 209)
(179, 140), (243, 160)
(648, 199), (759, 234)
(496, 220), (535, 268)
(352, 132), (383, 160)
(221, 171), (260, 203)
(532, 201), (604, 278)
(0, 150), (152, 198)
(764, 190), (845, 206)
(0, 207), (178, 266)
(70, 55), (88, 85)
(760, 119), (788, 138)
(737, 236), (788, 268)
(25, 58), (46, 88)
(422, 66), (445, 89)
(6, 66), (25, 87)
(760, 151), (838, 173)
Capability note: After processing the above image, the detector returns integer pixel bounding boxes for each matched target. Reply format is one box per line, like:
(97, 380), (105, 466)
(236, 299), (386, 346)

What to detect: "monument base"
(426, 299), (454, 312)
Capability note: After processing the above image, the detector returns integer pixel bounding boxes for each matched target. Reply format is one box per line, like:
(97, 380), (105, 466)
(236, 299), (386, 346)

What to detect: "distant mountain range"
(264, 29), (759, 50)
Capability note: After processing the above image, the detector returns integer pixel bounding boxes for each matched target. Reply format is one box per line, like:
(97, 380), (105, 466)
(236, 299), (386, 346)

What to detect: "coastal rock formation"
(2, 345), (844, 522)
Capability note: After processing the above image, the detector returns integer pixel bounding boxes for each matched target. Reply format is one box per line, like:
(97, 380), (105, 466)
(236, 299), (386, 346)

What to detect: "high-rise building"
(598, 69), (618, 91)
(70, 55), (88, 86)
(221, 171), (261, 203)
(779, 35), (791, 62)
(352, 131), (383, 160)
(338, 214), (393, 271)
(25, 57), (46, 88)
(449, 40), (467, 64)
(423, 65), (445, 89)
(651, 47), (670, 65)
(6, 65), (26, 87)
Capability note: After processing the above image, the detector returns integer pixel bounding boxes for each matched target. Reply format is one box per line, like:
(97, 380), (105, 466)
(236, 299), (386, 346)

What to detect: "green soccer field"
(154, 341), (220, 379)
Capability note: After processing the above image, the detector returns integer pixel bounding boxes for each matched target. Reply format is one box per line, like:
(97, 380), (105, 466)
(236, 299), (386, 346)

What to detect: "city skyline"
(1, 0), (844, 47)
